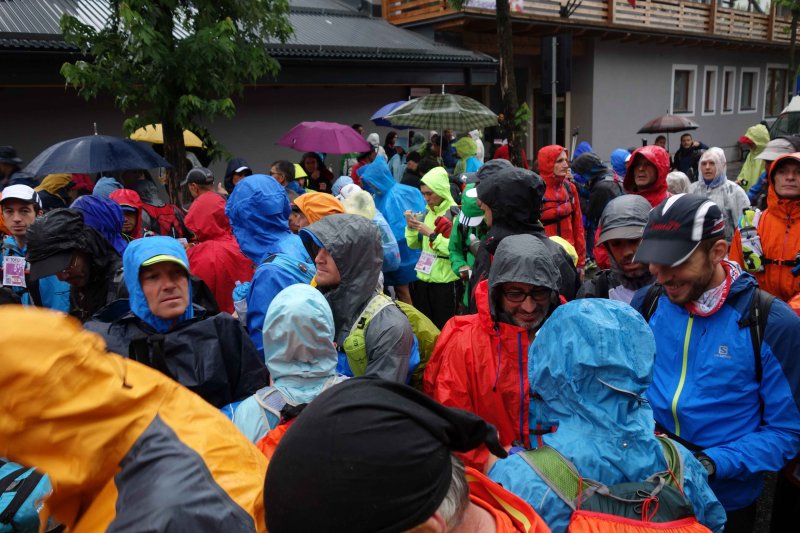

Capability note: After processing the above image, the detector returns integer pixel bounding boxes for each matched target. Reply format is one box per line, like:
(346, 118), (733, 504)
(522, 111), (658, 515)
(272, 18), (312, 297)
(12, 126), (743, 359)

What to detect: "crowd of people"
(0, 122), (799, 533)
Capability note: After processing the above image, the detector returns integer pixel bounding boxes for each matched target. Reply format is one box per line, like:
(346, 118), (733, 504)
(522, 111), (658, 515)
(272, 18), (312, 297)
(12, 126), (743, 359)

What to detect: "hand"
(459, 266), (471, 281)
(434, 216), (453, 238)
(417, 223), (435, 237)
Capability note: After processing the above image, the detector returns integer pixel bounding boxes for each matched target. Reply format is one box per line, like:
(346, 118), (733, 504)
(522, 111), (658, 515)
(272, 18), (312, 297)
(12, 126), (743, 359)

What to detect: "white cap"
(1, 184), (42, 208)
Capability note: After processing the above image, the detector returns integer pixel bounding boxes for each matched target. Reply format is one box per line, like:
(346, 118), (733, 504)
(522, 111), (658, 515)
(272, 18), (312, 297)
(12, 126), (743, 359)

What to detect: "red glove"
(434, 216), (453, 238)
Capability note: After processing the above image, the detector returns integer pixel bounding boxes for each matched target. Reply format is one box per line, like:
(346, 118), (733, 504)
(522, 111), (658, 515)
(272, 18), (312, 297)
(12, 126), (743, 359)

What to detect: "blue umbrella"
(23, 134), (171, 176)
(370, 101), (413, 129)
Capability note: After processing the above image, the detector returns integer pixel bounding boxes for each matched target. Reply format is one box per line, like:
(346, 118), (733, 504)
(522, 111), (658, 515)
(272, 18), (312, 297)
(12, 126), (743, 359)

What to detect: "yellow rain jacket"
(0, 307), (268, 532)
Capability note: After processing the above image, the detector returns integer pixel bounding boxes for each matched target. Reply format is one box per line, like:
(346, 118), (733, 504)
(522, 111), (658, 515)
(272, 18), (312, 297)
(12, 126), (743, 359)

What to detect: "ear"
(710, 239), (729, 264)
(407, 514), (447, 533)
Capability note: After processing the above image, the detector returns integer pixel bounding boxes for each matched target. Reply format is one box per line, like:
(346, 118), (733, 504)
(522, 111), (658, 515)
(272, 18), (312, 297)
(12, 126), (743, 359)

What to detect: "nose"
(520, 297), (538, 312)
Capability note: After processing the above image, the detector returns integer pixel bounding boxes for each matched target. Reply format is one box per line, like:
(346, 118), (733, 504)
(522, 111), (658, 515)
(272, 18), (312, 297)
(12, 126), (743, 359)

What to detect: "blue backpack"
(0, 460), (53, 533)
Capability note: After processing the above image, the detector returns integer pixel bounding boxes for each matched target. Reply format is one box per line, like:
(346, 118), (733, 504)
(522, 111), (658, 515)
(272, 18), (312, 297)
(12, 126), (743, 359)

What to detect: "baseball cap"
(140, 254), (189, 271)
(756, 138), (795, 161)
(633, 193), (725, 267)
(234, 165), (252, 175)
(596, 195), (652, 246)
(29, 251), (73, 281)
(1, 184), (42, 209)
(180, 167), (214, 186)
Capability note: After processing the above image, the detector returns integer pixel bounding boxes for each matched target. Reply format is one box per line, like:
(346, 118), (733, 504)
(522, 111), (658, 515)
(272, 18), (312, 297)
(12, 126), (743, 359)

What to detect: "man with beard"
(424, 234), (562, 471)
(632, 194), (800, 533)
(577, 195), (652, 303)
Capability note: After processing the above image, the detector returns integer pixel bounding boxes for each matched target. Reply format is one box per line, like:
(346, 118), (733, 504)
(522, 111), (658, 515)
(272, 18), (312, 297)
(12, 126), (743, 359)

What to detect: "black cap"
(180, 167), (214, 186)
(0, 146), (22, 165)
(634, 193), (725, 267)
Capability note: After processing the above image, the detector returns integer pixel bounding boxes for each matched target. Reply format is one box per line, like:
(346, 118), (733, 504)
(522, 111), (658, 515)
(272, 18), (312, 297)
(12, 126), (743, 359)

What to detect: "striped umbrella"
(382, 93), (498, 131)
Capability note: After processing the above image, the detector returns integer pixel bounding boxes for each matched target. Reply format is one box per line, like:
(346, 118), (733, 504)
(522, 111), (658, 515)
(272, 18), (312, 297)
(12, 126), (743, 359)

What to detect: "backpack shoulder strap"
(518, 446), (588, 510)
(350, 293), (393, 335)
(254, 386), (287, 424)
(655, 435), (685, 490)
(737, 288), (775, 383)
(640, 283), (663, 323)
(595, 270), (611, 299)
(0, 469), (44, 524)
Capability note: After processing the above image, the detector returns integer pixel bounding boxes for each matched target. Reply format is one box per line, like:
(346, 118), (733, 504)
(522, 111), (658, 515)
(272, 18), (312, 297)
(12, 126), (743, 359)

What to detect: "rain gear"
(34, 173), (72, 210)
(108, 189), (149, 239)
(341, 189), (401, 272)
(625, 145), (671, 207)
(293, 191), (345, 225)
(300, 214), (414, 383)
(405, 167), (459, 284)
(0, 307), (269, 532)
(92, 176), (123, 198)
(185, 192), (253, 314)
(224, 157), (251, 194)
(448, 183), (487, 276)
(737, 124), (770, 191)
(453, 136), (482, 176)
(231, 285), (343, 443)
(1, 235), (70, 312)
(488, 299), (726, 533)
(688, 148), (750, 240)
(610, 148), (630, 178)
(424, 234), (562, 471)
(632, 272), (800, 511)
(225, 174), (314, 353)
(569, 141), (593, 184)
(359, 156), (426, 285)
(70, 194), (127, 255)
(538, 145), (586, 268)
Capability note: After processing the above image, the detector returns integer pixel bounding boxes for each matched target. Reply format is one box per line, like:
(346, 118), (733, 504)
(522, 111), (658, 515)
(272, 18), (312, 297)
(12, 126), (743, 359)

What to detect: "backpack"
(541, 181), (575, 226)
(140, 203), (190, 239)
(519, 436), (711, 532)
(0, 460), (52, 533)
(261, 253), (315, 286)
(342, 293), (440, 388)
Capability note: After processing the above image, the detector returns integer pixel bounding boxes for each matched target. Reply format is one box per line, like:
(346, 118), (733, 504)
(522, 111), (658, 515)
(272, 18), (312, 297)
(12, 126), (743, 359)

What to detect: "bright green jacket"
(737, 124), (769, 192)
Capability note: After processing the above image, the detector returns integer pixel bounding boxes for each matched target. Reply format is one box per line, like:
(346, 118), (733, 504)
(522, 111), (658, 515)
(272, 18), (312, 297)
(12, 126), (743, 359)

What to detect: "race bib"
(414, 251), (436, 274)
(3, 256), (27, 288)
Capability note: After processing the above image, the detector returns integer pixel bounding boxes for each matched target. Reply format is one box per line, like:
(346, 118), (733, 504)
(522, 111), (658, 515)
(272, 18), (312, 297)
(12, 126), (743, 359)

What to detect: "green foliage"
(512, 103), (531, 141)
(448, 0), (467, 9)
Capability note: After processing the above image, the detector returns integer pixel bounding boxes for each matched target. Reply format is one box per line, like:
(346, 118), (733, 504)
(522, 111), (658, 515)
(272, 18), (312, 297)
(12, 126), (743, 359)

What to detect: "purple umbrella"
(276, 121), (371, 154)
(370, 101), (412, 129)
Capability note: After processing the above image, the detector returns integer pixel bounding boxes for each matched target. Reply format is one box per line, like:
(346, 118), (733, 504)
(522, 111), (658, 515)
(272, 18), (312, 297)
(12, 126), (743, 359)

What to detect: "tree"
(60, 0), (293, 203)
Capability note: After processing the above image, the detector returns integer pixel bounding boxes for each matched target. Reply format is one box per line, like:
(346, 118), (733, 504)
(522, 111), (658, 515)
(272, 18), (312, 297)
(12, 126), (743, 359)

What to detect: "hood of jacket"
(359, 156), (396, 197)
(744, 124), (770, 154)
(70, 194), (127, 256)
(537, 145), (567, 186)
(532, 299), (662, 473)
(92, 176), (123, 198)
(226, 174), (293, 263)
(767, 153), (800, 218)
(624, 145), (670, 207)
(34, 173), (71, 195)
(698, 147), (727, 188)
(360, 157), (426, 243)
(185, 191), (232, 242)
(293, 192), (346, 225)
(300, 214), (382, 337)
(488, 234), (561, 320)
(109, 188), (144, 238)
(453, 136), (477, 159)
(610, 148), (630, 177)
(123, 236), (194, 333)
(477, 166), (546, 245)
(223, 157), (250, 194)
(420, 167), (455, 214)
(262, 284), (338, 404)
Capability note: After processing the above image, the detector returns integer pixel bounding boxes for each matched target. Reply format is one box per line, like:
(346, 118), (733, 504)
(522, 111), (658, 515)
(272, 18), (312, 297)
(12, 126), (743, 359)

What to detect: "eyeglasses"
(502, 288), (551, 303)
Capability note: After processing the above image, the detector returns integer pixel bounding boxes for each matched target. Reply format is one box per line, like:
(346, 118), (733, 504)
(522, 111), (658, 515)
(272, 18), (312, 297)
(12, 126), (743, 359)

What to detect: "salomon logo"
(715, 345), (731, 359)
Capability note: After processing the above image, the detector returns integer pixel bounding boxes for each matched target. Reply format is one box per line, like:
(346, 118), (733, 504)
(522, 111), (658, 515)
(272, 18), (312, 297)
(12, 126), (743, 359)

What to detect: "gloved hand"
(434, 216), (453, 238)
(232, 280), (251, 303)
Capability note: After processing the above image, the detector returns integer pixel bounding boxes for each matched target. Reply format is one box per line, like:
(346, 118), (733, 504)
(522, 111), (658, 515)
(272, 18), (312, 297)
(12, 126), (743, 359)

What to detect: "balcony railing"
(382, 0), (791, 44)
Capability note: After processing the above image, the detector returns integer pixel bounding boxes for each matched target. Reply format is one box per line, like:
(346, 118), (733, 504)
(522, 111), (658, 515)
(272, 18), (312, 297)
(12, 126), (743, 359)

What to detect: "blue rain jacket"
(610, 148), (630, 178)
(2, 236), (70, 312)
(359, 157), (425, 285)
(632, 273), (800, 511)
(489, 299), (726, 533)
(123, 237), (194, 333)
(225, 174), (315, 352)
(72, 195), (127, 256)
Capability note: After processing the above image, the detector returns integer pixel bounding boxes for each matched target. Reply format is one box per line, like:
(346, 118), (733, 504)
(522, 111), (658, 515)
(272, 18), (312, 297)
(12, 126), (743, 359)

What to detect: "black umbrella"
(23, 134), (171, 176)
(637, 115), (699, 134)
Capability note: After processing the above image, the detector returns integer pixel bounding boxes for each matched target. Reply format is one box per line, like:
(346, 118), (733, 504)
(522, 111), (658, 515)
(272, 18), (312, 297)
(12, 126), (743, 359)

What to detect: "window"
(671, 65), (697, 115)
(722, 67), (735, 114)
(702, 66), (717, 115)
(765, 65), (790, 118)
(739, 68), (760, 113)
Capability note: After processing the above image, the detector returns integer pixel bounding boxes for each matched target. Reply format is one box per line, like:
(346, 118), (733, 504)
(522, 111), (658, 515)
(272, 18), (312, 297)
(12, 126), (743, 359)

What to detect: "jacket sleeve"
(363, 305), (413, 383)
(676, 445), (727, 533)
(728, 228), (745, 269)
(375, 216), (401, 273)
(214, 314), (269, 402)
(405, 226), (422, 250)
(569, 182), (586, 268)
(448, 224), (468, 275)
(731, 185), (752, 229)
(704, 300), (800, 480)
(246, 264), (299, 354)
(428, 233), (451, 258)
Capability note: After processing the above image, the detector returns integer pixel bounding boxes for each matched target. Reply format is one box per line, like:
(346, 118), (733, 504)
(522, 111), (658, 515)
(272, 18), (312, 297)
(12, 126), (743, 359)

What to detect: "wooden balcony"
(382, 0), (792, 46)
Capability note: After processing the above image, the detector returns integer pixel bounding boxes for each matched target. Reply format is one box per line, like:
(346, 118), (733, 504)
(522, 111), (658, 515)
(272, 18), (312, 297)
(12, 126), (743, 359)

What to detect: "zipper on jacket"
(671, 313), (694, 436)
(517, 332), (525, 444)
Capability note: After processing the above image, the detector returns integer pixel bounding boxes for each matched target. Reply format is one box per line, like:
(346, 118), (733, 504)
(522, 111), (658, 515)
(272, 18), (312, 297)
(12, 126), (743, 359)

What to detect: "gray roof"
(0, 0), (494, 64)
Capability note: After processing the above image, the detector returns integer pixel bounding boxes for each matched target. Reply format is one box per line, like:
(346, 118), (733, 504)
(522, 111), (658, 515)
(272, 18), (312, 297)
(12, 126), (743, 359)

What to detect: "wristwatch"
(429, 231), (439, 242)
(695, 453), (716, 482)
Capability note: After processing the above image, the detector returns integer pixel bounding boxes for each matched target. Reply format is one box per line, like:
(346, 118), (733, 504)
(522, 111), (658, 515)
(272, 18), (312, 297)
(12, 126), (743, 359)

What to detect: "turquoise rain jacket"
(225, 174), (315, 353)
(2, 236), (70, 312)
(359, 157), (426, 286)
(231, 284), (344, 443)
(632, 272), (800, 511)
(489, 299), (726, 533)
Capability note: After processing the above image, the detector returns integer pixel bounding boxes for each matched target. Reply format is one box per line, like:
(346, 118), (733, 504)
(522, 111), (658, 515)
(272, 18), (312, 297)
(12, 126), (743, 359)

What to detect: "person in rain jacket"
(488, 299), (726, 533)
(300, 214), (415, 382)
(223, 157), (252, 195)
(609, 148), (630, 179)
(85, 237), (267, 408)
(288, 191), (345, 234)
(34, 173), (74, 211)
(736, 123), (770, 191)
(453, 136), (482, 177)
(424, 234), (562, 471)
(405, 166), (460, 329)
(225, 174), (315, 354)
(339, 186), (401, 273)
(672, 133), (708, 182)
(0, 307), (270, 532)
(449, 182), (488, 309)
(70, 194), (128, 255)
(625, 144), (671, 207)
(108, 188), (156, 240)
(359, 156), (426, 305)
(92, 176), (123, 198)
(538, 145), (586, 269)
(184, 191), (253, 314)
(688, 147), (750, 240)
(229, 284), (345, 445)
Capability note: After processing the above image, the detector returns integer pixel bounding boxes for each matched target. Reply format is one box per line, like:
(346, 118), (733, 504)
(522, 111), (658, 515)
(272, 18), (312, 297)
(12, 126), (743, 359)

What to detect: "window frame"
(702, 66), (718, 116)
(764, 63), (791, 119)
(738, 67), (760, 115)
(670, 64), (697, 116)
(721, 66), (736, 115)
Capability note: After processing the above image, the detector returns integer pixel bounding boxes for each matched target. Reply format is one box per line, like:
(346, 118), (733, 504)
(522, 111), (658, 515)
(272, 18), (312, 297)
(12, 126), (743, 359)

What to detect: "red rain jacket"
(538, 145), (586, 267)
(624, 145), (671, 208)
(109, 189), (145, 239)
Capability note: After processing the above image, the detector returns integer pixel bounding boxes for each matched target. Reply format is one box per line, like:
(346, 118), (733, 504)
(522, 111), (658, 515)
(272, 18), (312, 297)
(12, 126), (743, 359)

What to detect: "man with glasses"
(424, 233), (561, 471)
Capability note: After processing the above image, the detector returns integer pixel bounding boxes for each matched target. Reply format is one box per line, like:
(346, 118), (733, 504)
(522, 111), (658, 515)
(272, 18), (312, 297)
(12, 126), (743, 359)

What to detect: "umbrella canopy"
(130, 124), (205, 148)
(24, 135), (171, 177)
(382, 93), (498, 131)
(276, 121), (371, 154)
(370, 101), (412, 129)
(637, 115), (699, 134)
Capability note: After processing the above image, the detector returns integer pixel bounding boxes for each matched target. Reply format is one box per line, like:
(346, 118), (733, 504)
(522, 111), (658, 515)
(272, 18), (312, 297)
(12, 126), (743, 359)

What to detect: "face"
(553, 151), (569, 178)
(700, 158), (717, 181)
(122, 211), (137, 233)
(773, 160), (800, 199)
(648, 243), (724, 305)
(2, 200), (38, 238)
(314, 247), (341, 288)
(406, 159), (418, 172)
(420, 185), (443, 210)
(632, 156), (658, 189)
(655, 137), (666, 148)
(232, 172), (247, 186)
(681, 135), (693, 149)
(500, 282), (551, 333)
(476, 197), (492, 227)
(270, 165), (287, 186)
(605, 238), (647, 277)
(56, 252), (91, 288)
(139, 262), (190, 320)
(288, 210), (309, 233)
(303, 156), (318, 174)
